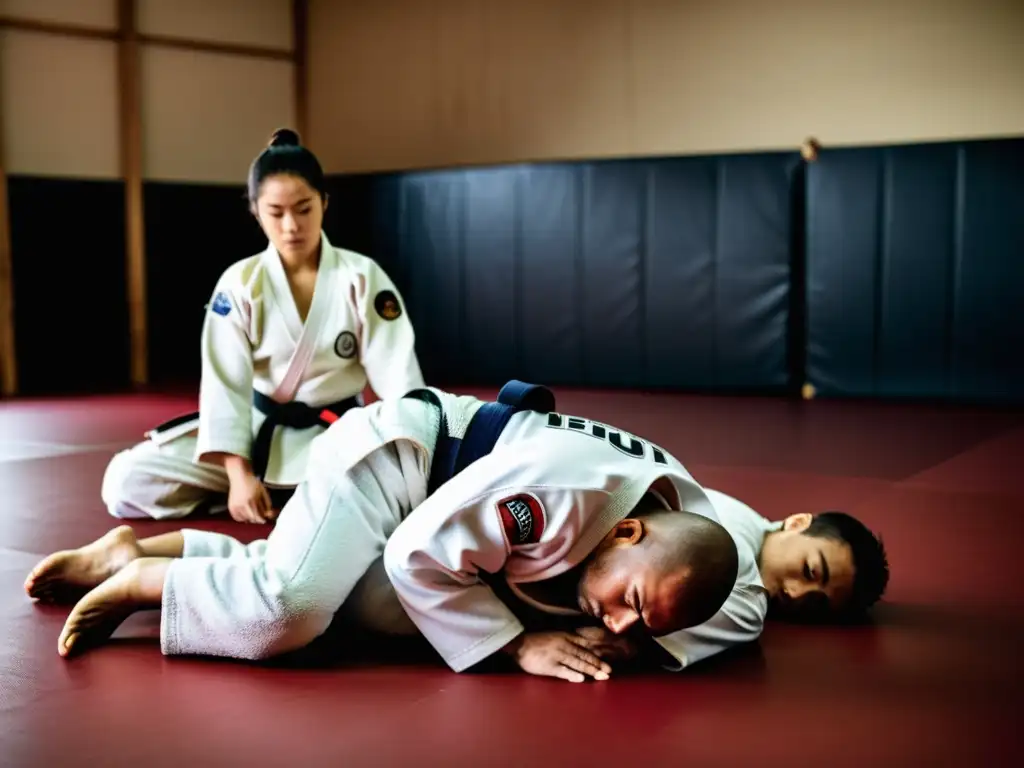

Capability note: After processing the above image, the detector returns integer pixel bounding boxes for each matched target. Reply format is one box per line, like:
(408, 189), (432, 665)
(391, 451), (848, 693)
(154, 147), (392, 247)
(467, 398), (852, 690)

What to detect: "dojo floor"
(2, 388), (1022, 767)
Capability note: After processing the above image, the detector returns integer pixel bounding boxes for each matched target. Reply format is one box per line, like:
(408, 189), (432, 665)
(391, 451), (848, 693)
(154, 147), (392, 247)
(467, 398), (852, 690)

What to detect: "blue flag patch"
(210, 291), (232, 317)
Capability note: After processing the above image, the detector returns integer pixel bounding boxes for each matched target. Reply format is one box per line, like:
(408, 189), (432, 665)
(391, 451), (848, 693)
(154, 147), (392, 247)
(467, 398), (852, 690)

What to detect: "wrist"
(500, 633), (526, 657)
(222, 455), (255, 484)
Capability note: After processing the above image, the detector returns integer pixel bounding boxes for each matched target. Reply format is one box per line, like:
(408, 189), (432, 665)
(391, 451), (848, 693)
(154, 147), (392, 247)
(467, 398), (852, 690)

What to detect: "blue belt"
(252, 390), (359, 481)
(405, 380), (556, 495)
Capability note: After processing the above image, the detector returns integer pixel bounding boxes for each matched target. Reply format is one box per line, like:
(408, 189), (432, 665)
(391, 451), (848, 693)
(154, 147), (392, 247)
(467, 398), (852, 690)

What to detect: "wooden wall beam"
(0, 15), (118, 42)
(139, 33), (292, 61)
(292, 0), (309, 139)
(0, 5), (306, 393)
(118, 0), (147, 387)
(0, 16), (292, 61)
(0, 107), (15, 397)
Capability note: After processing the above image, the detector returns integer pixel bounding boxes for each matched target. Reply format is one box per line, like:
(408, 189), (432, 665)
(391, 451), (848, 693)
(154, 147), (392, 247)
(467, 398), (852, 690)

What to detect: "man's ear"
(782, 512), (813, 533)
(603, 518), (645, 546)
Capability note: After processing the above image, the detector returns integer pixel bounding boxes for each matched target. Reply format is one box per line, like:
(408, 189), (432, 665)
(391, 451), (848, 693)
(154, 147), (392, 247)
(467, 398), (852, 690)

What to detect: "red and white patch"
(497, 493), (546, 546)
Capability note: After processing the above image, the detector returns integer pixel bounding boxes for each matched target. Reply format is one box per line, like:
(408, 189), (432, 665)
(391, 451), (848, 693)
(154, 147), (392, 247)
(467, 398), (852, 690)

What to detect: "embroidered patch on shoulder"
(497, 493), (546, 546)
(210, 291), (232, 317)
(334, 330), (357, 359)
(373, 289), (402, 321)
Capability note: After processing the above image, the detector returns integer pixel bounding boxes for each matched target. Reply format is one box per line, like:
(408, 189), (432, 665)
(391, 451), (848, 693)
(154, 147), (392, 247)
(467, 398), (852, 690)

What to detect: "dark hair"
(246, 128), (326, 204)
(805, 511), (889, 618)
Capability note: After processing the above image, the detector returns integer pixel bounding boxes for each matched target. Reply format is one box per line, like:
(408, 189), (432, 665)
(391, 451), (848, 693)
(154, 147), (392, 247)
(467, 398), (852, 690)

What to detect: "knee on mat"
(244, 601), (336, 660)
(100, 447), (188, 520)
(101, 449), (141, 517)
(236, 574), (342, 660)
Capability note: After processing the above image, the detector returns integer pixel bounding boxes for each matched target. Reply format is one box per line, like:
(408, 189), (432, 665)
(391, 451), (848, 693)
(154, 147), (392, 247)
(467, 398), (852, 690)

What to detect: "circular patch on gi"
(374, 290), (403, 321)
(496, 493), (546, 545)
(334, 331), (357, 359)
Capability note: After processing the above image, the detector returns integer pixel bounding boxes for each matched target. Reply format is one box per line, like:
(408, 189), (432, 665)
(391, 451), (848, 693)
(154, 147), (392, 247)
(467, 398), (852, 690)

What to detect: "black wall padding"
(327, 152), (798, 390)
(7, 176), (130, 394)
(806, 139), (1024, 403)
(518, 164), (584, 385)
(144, 183), (266, 385)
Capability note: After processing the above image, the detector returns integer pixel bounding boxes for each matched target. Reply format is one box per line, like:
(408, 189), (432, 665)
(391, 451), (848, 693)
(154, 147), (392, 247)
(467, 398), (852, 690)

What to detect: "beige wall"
(2, 0), (1020, 181)
(0, 0), (295, 183)
(0, 29), (121, 179)
(308, 0), (1024, 174)
(0, 0), (117, 29)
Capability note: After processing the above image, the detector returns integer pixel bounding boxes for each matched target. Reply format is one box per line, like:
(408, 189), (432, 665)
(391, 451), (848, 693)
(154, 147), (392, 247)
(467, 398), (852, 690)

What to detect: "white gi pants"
(159, 402), (432, 659)
(101, 435), (232, 520)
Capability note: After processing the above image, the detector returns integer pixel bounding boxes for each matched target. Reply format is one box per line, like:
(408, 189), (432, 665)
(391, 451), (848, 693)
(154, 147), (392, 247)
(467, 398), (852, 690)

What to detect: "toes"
(59, 631), (77, 658)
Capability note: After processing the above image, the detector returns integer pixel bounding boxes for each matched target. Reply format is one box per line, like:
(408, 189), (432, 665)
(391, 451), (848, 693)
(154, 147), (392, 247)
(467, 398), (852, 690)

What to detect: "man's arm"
(382, 465), (613, 680)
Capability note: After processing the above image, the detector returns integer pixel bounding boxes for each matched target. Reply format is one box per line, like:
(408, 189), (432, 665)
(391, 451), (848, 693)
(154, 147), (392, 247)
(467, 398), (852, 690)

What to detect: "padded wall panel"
(517, 165), (585, 385)
(462, 169), (520, 384)
(7, 177), (130, 394)
(716, 155), (795, 389)
(806, 149), (883, 396)
(580, 162), (646, 386)
(324, 150), (795, 391)
(644, 159), (717, 388)
(322, 173), (376, 257)
(806, 138), (1024, 403)
(144, 183), (266, 385)
(878, 145), (957, 397)
(402, 172), (466, 383)
(954, 140), (1024, 401)
(368, 176), (409, 291)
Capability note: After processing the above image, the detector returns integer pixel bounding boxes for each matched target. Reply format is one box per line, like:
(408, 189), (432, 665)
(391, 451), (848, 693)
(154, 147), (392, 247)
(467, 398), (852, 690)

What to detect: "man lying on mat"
(570, 490), (890, 670)
(25, 381), (744, 683)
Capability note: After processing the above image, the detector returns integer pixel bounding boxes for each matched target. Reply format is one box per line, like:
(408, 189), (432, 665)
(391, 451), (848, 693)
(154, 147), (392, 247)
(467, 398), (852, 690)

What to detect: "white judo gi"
(102, 231), (424, 520)
(158, 388), (733, 672)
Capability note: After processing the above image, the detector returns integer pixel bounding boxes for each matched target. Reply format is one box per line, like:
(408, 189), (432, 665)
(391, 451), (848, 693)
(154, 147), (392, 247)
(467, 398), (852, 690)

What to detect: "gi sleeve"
(652, 584), (768, 671)
(355, 260), (425, 399)
(195, 277), (255, 464)
(383, 473), (593, 673)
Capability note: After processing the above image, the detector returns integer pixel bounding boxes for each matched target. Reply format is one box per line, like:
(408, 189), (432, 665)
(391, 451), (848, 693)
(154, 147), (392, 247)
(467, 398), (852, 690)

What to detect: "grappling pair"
(26, 382), (748, 683)
(25, 129), (888, 682)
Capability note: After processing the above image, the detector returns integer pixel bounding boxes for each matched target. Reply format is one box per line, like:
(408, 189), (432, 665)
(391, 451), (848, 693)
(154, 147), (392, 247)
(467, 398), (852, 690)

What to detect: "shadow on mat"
(256, 613), (772, 682)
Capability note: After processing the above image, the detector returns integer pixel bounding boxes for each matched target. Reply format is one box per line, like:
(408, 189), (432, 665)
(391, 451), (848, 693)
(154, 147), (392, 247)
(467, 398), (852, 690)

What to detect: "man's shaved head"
(577, 495), (739, 637)
(635, 508), (740, 631)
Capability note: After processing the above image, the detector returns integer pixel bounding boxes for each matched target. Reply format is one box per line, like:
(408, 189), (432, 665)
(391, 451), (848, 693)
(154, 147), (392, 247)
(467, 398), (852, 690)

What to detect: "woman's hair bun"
(268, 128), (301, 148)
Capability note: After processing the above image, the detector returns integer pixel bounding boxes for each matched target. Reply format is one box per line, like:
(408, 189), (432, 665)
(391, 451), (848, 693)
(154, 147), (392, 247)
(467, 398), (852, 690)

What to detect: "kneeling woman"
(102, 129), (424, 524)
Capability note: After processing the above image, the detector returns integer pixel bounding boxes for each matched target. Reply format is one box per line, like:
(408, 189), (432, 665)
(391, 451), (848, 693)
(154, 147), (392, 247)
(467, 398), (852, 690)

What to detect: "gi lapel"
(269, 231), (339, 403)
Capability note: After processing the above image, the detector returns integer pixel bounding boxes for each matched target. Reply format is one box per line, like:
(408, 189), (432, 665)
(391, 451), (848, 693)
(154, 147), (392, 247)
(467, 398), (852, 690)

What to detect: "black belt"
(147, 393), (358, 483)
(403, 380), (556, 495)
(251, 390), (359, 481)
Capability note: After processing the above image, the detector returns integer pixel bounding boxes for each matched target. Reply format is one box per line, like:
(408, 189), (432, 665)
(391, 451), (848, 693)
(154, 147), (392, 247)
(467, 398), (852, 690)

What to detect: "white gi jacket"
(382, 398), (734, 672)
(192, 230), (424, 486)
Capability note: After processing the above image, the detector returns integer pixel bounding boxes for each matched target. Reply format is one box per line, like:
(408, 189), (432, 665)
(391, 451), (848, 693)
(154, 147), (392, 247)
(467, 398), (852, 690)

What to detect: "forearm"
(385, 570), (526, 672)
(202, 453), (255, 485)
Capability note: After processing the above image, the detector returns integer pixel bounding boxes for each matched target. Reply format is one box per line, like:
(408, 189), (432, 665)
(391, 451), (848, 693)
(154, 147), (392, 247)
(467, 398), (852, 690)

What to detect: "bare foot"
(25, 525), (142, 604)
(57, 561), (148, 658)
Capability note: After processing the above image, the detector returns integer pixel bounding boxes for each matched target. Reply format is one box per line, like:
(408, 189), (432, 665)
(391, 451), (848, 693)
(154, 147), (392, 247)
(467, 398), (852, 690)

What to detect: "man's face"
(575, 520), (694, 638)
(760, 514), (856, 621)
